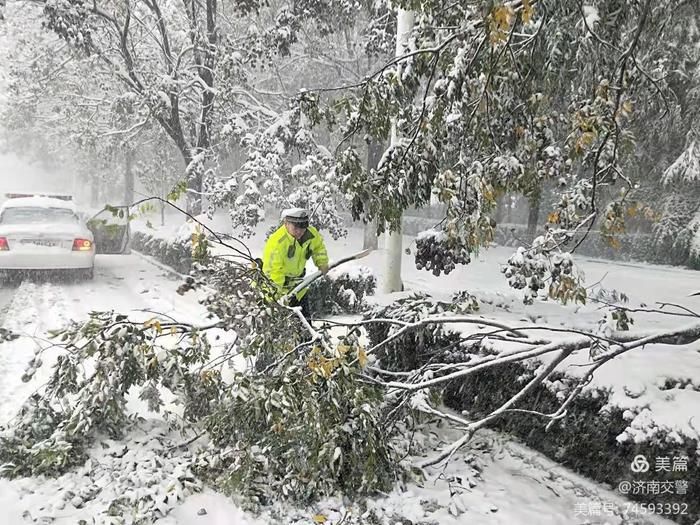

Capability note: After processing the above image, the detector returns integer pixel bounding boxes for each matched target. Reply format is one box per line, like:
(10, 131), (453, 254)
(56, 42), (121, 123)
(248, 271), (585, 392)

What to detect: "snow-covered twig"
(589, 298), (700, 319)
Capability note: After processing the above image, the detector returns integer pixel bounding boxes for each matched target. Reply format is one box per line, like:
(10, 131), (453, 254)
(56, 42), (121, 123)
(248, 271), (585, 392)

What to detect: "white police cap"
(281, 208), (309, 223)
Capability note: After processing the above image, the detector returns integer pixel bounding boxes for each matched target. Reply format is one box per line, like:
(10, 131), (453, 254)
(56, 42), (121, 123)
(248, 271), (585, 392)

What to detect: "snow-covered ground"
(0, 213), (696, 524)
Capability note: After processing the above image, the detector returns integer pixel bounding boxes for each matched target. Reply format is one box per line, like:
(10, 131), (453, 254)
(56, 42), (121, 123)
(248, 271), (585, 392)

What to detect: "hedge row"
(690, 247), (700, 270)
(131, 230), (193, 274)
(367, 295), (699, 524)
(494, 223), (699, 268)
(396, 215), (700, 269)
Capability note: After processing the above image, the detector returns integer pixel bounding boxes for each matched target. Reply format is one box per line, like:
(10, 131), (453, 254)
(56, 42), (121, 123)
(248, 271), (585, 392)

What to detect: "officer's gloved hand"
(279, 294), (292, 306)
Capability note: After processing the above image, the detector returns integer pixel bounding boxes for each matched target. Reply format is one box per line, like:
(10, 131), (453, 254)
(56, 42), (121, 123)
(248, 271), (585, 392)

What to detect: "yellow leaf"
(493, 5), (514, 28)
(321, 360), (334, 378)
(575, 131), (597, 153)
(144, 319), (163, 334)
(522, 0), (534, 24)
(357, 348), (368, 368)
(581, 131), (596, 145)
(312, 514), (327, 524)
(547, 211), (560, 224)
(489, 5), (514, 44)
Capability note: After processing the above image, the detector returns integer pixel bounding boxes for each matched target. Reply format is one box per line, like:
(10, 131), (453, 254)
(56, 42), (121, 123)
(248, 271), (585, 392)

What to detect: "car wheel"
(82, 267), (94, 280)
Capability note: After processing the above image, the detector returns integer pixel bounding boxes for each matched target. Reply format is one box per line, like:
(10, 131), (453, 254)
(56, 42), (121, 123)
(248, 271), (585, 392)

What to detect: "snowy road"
(0, 284), (15, 324)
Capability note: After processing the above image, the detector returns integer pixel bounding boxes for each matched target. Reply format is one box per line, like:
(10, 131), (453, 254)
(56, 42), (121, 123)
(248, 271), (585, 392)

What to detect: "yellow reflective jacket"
(262, 225), (329, 300)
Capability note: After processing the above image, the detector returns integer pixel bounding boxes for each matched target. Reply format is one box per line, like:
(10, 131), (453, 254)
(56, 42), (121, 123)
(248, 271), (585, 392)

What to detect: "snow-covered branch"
(365, 315), (700, 467)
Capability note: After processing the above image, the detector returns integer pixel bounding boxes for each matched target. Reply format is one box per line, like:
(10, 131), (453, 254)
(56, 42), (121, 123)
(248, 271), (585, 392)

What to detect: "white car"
(0, 195), (97, 279)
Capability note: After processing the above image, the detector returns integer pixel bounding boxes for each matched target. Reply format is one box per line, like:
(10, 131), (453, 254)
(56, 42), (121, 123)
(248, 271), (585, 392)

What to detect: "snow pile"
(329, 264), (374, 282)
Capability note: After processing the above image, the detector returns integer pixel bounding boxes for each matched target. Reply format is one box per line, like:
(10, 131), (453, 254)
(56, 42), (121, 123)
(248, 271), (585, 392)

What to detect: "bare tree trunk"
(494, 194), (506, 225)
(184, 0), (217, 216)
(383, 8), (415, 294)
(124, 145), (134, 206)
(187, 168), (202, 215)
(527, 193), (541, 237)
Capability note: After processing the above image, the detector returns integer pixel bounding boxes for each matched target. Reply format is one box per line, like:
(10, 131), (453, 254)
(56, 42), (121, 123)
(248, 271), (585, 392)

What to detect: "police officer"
(261, 208), (329, 318)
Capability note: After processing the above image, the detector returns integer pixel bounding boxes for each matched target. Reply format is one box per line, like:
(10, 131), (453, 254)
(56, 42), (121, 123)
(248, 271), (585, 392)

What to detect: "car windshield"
(0, 207), (78, 225)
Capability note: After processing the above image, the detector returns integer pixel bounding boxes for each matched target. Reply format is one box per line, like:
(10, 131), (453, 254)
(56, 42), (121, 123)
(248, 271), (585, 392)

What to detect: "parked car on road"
(0, 194), (128, 281)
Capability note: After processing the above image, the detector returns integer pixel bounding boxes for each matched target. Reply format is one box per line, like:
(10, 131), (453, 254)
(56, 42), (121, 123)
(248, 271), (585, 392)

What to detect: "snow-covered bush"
(131, 231), (193, 274)
(365, 292), (479, 371)
(360, 289), (700, 521)
(306, 265), (377, 315)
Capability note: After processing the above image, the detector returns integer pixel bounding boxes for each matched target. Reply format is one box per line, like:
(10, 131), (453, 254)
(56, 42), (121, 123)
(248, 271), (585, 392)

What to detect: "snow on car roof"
(4, 192), (73, 201)
(0, 196), (78, 212)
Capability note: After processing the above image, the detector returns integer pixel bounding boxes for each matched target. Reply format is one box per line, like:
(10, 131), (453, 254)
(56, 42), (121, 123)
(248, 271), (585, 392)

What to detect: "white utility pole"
(383, 8), (415, 293)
